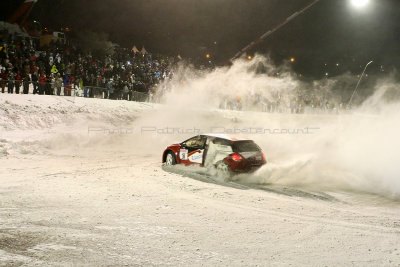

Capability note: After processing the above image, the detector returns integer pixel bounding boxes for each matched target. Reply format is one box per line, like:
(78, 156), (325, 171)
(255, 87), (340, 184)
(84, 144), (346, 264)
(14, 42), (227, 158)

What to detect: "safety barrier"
(0, 79), (150, 102)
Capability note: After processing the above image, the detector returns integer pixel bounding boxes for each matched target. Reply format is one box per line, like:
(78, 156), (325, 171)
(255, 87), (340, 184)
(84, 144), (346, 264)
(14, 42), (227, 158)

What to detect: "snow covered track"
(0, 95), (400, 266)
(162, 165), (337, 201)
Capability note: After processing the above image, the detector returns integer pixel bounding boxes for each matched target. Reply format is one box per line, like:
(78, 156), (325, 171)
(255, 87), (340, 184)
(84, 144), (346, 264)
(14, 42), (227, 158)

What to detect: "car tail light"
(262, 153), (266, 160)
(230, 153), (243, 161)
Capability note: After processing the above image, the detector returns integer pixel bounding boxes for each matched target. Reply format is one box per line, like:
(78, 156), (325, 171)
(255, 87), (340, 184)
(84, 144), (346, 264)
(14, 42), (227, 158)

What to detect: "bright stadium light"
(350, 0), (369, 8)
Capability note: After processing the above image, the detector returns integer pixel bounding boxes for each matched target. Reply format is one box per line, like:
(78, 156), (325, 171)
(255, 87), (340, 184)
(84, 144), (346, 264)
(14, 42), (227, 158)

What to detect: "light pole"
(348, 60), (373, 106)
(229, 0), (321, 62)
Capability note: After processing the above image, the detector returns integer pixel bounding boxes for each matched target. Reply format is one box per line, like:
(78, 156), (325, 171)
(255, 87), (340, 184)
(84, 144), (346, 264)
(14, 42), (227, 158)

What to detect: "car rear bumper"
(231, 164), (265, 173)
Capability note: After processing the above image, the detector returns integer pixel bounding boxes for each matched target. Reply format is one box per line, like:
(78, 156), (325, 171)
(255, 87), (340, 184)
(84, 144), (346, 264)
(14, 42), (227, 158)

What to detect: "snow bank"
(0, 94), (154, 156)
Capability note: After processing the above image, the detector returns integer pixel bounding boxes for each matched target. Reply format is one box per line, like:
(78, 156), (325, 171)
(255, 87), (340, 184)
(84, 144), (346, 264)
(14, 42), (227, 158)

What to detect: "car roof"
(201, 133), (251, 141)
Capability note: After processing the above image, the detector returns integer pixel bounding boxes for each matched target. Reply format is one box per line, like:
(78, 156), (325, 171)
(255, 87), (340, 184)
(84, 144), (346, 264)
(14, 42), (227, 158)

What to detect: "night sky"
(2, 0), (400, 77)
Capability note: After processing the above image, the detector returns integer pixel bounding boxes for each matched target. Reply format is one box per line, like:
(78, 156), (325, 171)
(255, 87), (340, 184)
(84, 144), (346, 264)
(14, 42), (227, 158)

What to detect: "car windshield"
(232, 141), (261, 152)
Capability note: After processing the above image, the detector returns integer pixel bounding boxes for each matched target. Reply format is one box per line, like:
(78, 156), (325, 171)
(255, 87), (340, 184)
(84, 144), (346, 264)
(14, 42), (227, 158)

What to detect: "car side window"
(212, 138), (233, 152)
(213, 138), (231, 146)
(185, 135), (206, 149)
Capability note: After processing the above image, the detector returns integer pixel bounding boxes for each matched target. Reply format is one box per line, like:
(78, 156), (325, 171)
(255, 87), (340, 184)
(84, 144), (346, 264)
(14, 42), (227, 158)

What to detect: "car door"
(179, 135), (207, 165)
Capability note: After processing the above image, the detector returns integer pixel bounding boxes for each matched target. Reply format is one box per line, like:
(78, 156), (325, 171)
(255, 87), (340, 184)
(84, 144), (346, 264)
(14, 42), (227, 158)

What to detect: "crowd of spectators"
(0, 31), (174, 100)
(219, 89), (350, 114)
(0, 29), (351, 114)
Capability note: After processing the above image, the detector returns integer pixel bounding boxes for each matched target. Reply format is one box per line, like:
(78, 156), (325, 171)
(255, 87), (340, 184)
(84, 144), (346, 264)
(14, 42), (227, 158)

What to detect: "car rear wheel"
(165, 151), (176, 166)
(216, 161), (232, 181)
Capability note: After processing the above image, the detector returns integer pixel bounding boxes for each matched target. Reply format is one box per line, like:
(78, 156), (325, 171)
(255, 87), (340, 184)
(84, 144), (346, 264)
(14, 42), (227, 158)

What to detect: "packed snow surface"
(0, 94), (399, 266)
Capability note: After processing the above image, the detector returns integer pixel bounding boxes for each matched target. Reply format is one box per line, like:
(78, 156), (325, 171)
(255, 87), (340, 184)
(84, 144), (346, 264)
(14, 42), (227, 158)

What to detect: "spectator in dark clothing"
(22, 73), (29, 94)
(8, 71), (15, 94)
(123, 82), (129, 100)
(55, 74), (63, 96)
(31, 72), (38, 94)
(63, 74), (71, 96)
(45, 74), (52, 95)
(15, 71), (22, 94)
(106, 80), (113, 99)
(0, 70), (6, 93)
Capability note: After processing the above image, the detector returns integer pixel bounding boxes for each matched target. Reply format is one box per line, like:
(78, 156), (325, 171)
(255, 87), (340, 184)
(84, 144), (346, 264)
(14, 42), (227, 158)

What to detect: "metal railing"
(85, 86), (150, 101)
(0, 79), (150, 102)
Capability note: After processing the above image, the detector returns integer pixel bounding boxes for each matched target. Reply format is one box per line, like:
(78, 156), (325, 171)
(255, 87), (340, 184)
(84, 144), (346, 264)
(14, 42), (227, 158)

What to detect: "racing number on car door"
(179, 149), (188, 160)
